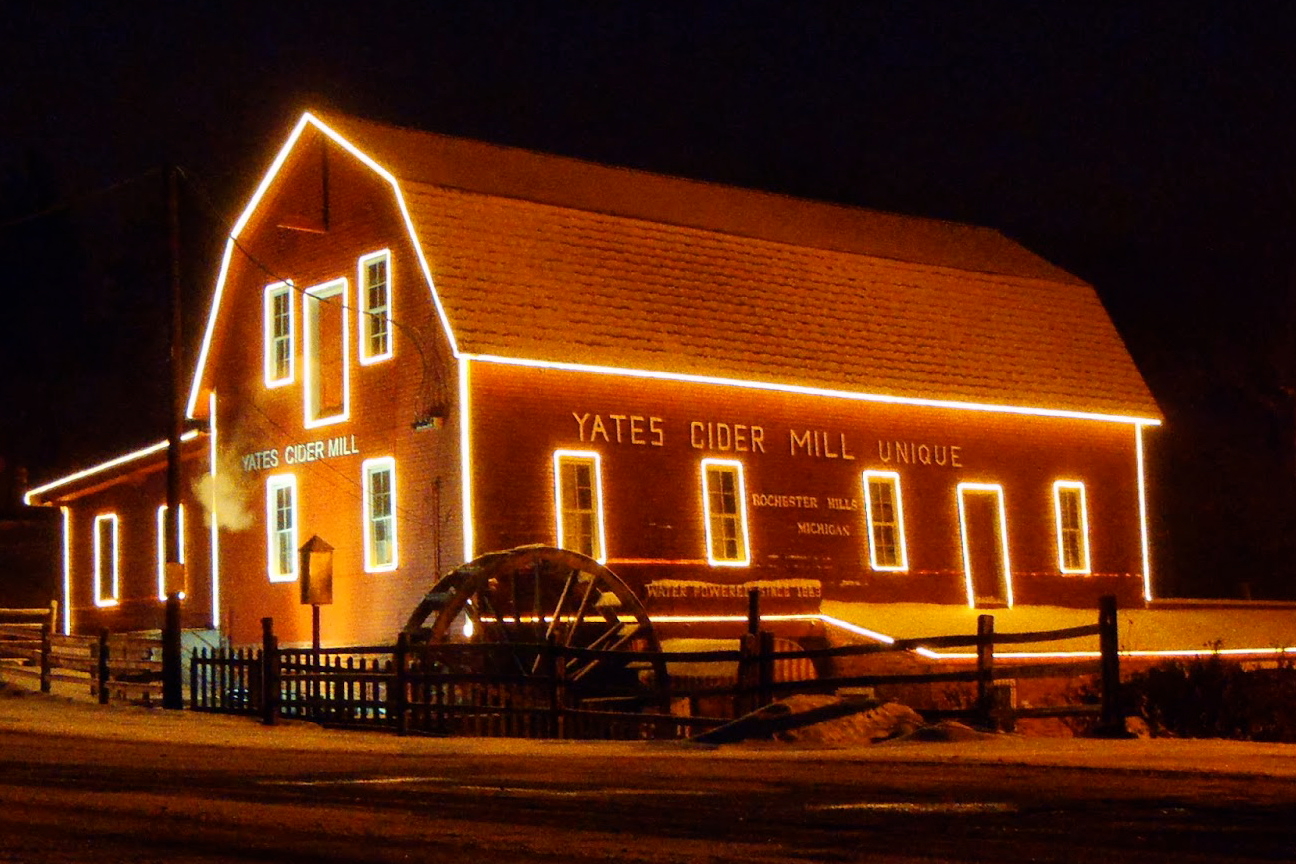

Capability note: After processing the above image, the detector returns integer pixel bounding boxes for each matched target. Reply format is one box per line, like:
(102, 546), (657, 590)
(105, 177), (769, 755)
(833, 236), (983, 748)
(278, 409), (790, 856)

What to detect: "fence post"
(189, 648), (199, 709)
(548, 636), (566, 739)
(1096, 594), (1128, 737)
(393, 632), (409, 736)
(747, 588), (760, 635)
(757, 630), (775, 709)
(975, 614), (994, 727)
(97, 629), (110, 705)
(39, 600), (56, 694)
(737, 632), (755, 717)
(162, 592), (183, 709)
(260, 617), (279, 726)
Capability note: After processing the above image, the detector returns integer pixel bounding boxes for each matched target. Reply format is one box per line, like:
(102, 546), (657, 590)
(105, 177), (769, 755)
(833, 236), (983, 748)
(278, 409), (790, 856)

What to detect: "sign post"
(299, 536), (334, 719)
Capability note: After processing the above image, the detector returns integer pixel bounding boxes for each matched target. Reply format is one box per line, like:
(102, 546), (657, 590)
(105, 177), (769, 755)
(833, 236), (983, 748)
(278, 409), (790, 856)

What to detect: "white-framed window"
(1053, 480), (1091, 573)
(358, 250), (392, 364)
(362, 457), (398, 572)
(263, 281), (294, 387)
(701, 458), (750, 566)
(862, 470), (908, 571)
(303, 278), (350, 428)
(552, 450), (606, 562)
(266, 475), (299, 583)
(155, 504), (186, 601)
(93, 513), (119, 607)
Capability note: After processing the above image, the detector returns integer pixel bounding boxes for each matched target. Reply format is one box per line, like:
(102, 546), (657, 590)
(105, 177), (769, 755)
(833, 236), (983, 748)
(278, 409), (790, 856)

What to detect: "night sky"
(4, 3), (1296, 598)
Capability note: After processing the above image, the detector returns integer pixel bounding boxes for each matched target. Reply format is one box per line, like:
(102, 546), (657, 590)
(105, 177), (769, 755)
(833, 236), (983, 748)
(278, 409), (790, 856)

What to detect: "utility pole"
(165, 165), (183, 573)
(162, 165), (184, 710)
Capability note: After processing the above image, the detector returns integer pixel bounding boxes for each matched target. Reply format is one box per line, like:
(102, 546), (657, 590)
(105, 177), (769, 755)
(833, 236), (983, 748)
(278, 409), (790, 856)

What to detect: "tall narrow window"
(358, 250), (392, 364)
(363, 457), (398, 572)
(155, 504), (186, 601)
(263, 282), (294, 386)
(701, 458), (750, 566)
(553, 450), (606, 562)
(303, 279), (350, 428)
(266, 475), (298, 582)
(863, 470), (908, 571)
(93, 513), (119, 607)
(1053, 481), (1091, 573)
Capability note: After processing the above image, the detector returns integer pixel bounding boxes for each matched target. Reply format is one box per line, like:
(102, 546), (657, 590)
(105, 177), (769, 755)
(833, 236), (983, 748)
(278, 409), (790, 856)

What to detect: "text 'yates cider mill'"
(572, 411), (962, 465)
(240, 435), (360, 472)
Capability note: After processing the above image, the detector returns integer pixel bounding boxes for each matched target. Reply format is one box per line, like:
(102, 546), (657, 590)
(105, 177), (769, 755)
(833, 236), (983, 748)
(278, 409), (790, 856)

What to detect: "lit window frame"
(701, 458), (751, 567)
(263, 281), (295, 387)
(357, 249), (393, 365)
(955, 482), (1014, 608)
(552, 449), (607, 563)
(302, 278), (351, 429)
(92, 513), (119, 608)
(265, 474), (299, 583)
(1053, 480), (1092, 574)
(862, 470), (909, 572)
(362, 457), (399, 573)
(155, 503), (186, 601)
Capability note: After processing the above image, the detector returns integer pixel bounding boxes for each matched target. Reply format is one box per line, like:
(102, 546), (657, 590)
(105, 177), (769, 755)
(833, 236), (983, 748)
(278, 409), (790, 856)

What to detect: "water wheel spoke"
(474, 593), (525, 676)
(564, 573), (600, 648)
(568, 625), (641, 682)
(565, 620), (641, 675)
(582, 619), (625, 652)
(530, 561), (547, 642)
(544, 567), (579, 643)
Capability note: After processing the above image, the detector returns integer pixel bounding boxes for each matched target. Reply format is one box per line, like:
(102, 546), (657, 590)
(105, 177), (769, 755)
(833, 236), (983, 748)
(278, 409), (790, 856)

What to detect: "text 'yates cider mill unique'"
(570, 411), (966, 469)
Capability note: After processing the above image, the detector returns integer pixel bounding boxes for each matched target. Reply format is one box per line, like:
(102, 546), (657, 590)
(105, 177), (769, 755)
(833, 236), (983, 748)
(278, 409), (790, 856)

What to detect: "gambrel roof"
(191, 110), (1161, 423)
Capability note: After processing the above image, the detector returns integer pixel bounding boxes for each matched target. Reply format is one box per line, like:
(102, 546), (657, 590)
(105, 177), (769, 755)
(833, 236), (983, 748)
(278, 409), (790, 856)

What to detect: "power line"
(0, 167), (163, 231)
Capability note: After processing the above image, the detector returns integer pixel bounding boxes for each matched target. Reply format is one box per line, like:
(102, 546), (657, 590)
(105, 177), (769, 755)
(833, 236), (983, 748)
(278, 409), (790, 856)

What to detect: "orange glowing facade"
(25, 111), (1161, 645)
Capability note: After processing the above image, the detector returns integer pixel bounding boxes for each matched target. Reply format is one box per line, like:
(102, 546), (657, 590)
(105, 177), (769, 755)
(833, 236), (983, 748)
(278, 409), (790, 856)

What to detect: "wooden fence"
(191, 596), (1125, 740)
(0, 603), (164, 704)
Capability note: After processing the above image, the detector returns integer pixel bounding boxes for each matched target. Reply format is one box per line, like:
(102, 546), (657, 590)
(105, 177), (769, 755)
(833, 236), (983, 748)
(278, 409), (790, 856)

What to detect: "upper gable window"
(303, 279), (350, 428)
(358, 250), (392, 364)
(263, 282), (295, 387)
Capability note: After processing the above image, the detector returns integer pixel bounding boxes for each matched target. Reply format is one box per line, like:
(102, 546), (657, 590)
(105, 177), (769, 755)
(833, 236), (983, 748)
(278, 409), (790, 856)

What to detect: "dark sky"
(5, 3), (1296, 597)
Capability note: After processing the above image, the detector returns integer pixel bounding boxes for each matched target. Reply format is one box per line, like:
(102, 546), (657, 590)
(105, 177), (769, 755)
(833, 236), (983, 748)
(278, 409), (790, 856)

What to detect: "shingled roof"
(298, 112), (1163, 420)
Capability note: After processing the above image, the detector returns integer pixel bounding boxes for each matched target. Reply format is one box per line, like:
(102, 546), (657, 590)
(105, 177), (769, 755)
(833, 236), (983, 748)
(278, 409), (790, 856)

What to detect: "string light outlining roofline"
(23, 431), (201, 506)
(462, 353), (1162, 426)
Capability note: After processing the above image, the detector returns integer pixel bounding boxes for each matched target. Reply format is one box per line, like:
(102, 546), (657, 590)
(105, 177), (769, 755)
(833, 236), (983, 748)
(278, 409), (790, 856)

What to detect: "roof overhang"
(24, 431), (202, 506)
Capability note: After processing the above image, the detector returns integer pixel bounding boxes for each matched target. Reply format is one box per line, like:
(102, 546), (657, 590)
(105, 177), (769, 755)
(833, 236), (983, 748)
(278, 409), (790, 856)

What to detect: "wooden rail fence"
(191, 596), (1126, 740)
(0, 603), (164, 704)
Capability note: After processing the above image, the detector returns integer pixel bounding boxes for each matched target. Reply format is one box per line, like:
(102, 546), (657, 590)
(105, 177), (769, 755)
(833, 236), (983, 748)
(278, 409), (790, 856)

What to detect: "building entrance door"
(957, 484), (1013, 607)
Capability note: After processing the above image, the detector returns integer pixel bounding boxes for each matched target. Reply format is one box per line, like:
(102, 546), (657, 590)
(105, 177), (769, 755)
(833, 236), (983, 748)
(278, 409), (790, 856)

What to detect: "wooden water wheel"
(402, 545), (667, 709)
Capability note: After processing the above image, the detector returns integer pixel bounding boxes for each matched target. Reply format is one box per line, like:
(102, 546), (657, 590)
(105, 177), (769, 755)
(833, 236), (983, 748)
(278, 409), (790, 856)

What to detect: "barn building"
(24, 110), (1162, 647)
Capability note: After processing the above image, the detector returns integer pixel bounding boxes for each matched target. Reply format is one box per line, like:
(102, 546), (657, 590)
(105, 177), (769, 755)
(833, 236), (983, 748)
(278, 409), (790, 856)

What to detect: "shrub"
(1124, 654), (1296, 742)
